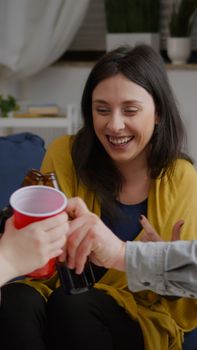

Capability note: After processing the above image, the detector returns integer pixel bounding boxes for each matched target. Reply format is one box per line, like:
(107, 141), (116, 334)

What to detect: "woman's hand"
(0, 212), (68, 285)
(139, 215), (184, 242)
(62, 197), (125, 274)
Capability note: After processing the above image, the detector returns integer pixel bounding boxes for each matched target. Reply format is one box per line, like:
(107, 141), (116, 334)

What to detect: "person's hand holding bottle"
(61, 197), (126, 273)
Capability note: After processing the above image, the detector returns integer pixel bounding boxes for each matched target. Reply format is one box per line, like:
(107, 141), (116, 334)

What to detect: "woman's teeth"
(109, 136), (132, 145)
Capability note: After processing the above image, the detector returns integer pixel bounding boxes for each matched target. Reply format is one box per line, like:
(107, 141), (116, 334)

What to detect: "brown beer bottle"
(21, 169), (44, 187)
(43, 172), (95, 294)
(43, 172), (60, 189)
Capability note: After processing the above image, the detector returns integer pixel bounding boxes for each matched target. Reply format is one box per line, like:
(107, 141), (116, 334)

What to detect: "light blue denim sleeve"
(125, 240), (197, 298)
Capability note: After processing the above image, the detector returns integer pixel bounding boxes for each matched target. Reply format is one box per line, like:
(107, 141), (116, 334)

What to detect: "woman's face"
(92, 74), (159, 167)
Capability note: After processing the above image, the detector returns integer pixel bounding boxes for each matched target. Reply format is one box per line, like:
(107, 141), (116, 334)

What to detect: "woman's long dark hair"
(72, 45), (191, 213)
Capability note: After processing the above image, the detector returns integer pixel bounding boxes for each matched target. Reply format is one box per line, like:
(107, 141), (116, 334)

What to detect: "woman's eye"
(96, 108), (110, 114)
(124, 108), (138, 115)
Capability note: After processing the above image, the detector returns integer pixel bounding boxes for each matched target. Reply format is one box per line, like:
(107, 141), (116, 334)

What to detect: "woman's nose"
(107, 112), (125, 132)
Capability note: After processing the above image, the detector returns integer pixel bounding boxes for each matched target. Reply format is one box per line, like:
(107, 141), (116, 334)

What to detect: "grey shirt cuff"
(125, 241), (197, 298)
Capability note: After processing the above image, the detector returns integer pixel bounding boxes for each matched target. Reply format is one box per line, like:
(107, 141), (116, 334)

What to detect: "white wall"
(0, 78), (20, 97)
(19, 63), (92, 108)
(167, 69), (197, 163)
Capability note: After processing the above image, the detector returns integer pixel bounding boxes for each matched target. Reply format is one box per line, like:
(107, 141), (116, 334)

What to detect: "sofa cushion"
(0, 132), (45, 209)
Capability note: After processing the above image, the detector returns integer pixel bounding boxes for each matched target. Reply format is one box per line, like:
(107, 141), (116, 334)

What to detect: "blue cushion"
(0, 132), (45, 209)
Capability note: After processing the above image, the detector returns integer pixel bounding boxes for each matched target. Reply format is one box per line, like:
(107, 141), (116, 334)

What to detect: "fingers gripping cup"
(10, 185), (67, 279)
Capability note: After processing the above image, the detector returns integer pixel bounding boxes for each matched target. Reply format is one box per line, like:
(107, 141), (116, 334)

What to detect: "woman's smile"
(108, 135), (134, 145)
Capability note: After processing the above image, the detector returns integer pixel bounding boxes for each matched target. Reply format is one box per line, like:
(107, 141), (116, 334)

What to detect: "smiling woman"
(1, 45), (197, 350)
(92, 74), (159, 176)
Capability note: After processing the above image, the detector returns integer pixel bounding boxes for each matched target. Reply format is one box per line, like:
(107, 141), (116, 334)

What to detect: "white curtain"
(0, 0), (90, 80)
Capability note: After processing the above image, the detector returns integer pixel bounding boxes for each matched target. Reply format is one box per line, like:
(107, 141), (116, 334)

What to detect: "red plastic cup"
(9, 185), (67, 279)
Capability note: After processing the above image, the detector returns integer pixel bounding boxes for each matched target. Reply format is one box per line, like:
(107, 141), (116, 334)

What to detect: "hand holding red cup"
(9, 185), (67, 279)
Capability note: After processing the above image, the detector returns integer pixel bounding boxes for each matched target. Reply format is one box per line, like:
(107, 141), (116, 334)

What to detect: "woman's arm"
(125, 240), (197, 298)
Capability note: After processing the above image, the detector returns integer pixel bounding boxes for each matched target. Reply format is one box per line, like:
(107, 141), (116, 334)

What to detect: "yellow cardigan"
(25, 135), (197, 350)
